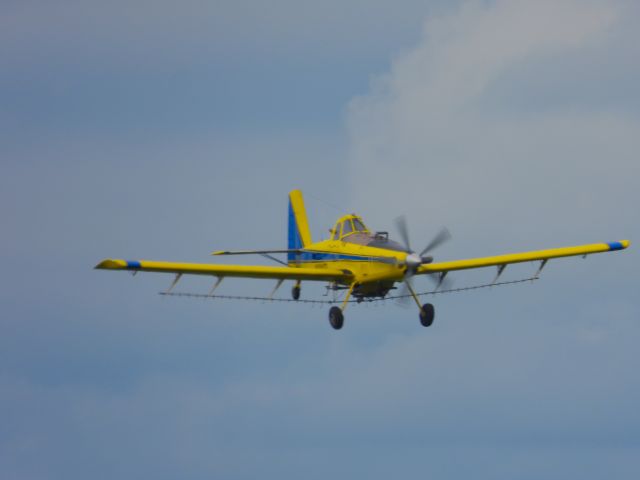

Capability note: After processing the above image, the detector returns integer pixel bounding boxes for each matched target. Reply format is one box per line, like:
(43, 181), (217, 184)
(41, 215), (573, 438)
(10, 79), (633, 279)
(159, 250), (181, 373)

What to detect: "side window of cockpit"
(353, 218), (367, 232)
(330, 223), (340, 240)
(340, 219), (353, 238)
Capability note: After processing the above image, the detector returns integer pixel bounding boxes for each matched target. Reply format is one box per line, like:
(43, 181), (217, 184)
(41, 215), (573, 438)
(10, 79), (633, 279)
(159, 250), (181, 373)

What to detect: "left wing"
(95, 259), (353, 282)
(417, 240), (630, 275)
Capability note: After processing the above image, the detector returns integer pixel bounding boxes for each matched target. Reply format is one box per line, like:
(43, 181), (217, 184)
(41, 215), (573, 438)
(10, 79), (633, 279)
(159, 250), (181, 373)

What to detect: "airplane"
(96, 189), (630, 330)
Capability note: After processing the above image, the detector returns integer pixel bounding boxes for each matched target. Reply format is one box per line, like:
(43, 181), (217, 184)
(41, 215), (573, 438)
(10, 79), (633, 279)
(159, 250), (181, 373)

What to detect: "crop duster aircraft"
(96, 190), (630, 330)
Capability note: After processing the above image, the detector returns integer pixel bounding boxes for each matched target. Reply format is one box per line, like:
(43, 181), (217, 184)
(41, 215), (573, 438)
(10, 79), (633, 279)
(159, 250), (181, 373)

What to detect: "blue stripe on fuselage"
(289, 251), (388, 263)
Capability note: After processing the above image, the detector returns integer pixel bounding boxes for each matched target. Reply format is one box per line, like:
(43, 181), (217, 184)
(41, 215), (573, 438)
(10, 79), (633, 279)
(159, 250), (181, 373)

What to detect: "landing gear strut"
(403, 280), (436, 328)
(419, 303), (435, 327)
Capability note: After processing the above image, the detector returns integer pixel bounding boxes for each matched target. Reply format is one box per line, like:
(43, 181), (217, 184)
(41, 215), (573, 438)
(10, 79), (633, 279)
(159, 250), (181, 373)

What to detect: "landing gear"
(327, 282), (356, 330)
(419, 303), (435, 327)
(402, 279), (435, 328)
(292, 281), (301, 300)
(329, 306), (344, 330)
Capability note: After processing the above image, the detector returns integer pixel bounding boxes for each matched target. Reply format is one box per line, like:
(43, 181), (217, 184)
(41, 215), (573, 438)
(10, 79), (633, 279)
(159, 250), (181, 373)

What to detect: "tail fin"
(288, 190), (312, 261)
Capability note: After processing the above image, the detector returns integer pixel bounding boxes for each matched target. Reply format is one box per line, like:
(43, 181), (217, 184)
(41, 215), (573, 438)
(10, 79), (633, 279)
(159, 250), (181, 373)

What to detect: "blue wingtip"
(607, 241), (625, 251)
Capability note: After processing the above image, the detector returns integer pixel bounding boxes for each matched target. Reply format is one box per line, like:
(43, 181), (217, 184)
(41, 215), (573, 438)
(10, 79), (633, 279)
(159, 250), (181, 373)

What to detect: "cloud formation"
(347, 0), (637, 249)
(2, 1), (639, 478)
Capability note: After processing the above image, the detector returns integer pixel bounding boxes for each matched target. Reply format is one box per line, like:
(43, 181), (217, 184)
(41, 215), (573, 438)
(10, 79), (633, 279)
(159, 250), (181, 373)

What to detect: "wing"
(417, 240), (630, 275)
(95, 259), (353, 282)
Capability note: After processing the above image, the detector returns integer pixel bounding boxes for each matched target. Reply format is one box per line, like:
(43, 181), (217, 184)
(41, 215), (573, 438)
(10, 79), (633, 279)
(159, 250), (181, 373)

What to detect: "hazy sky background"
(1, 0), (638, 478)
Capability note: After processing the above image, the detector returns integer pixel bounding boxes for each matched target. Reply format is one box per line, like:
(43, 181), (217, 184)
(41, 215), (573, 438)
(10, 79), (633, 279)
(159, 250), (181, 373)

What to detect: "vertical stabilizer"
(288, 190), (312, 261)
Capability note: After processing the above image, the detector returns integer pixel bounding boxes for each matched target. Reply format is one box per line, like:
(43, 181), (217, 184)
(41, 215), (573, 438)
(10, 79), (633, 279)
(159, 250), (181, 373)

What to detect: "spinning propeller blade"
(395, 276), (414, 307)
(394, 215), (411, 252)
(420, 227), (452, 257)
(426, 271), (453, 291)
(393, 216), (452, 261)
(393, 217), (454, 297)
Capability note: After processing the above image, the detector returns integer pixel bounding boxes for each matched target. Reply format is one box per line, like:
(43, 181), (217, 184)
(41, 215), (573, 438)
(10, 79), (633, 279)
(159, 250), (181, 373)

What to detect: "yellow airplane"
(96, 189), (630, 330)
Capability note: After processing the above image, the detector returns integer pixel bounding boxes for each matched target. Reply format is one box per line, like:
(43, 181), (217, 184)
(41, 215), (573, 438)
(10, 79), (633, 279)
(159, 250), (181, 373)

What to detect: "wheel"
(419, 303), (435, 327)
(292, 285), (301, 300)
(329, 306), (344, 330)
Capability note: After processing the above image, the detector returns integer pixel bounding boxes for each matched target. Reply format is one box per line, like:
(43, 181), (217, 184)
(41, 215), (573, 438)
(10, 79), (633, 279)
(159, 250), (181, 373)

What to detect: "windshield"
(341, 219), (353, 237)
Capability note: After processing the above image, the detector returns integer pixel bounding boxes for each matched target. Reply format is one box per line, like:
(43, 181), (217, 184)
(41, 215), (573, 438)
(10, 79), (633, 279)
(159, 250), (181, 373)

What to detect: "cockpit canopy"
(331, 215), (370, 241)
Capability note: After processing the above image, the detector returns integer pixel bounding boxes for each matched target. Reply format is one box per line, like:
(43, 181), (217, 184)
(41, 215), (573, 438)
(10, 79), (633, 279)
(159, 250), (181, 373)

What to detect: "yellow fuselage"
(288, 239), (407, 286)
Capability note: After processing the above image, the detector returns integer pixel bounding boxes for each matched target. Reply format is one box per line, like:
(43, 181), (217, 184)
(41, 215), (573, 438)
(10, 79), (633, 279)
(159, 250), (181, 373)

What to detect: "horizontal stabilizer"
(212, 249), (302, 256)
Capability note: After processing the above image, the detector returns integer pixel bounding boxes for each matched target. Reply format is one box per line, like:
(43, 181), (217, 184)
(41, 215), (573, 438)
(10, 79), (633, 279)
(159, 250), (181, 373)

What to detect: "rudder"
(288, 190), (312, 261)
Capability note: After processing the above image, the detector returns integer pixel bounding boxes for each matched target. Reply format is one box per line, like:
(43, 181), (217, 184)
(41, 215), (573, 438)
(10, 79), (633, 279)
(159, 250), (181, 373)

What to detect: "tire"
(292, 286), (301, 300)
(329, 306), (344, 330)
(419, 303), (435, 327)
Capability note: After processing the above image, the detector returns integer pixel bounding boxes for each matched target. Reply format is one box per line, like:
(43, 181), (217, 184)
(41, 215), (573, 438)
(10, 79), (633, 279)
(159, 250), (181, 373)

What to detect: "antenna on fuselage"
(303, 191), (347, 241)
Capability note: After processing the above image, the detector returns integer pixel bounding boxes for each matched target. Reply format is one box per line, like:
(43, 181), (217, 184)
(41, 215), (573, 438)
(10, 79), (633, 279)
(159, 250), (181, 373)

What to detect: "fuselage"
(287, 221), (413, 297)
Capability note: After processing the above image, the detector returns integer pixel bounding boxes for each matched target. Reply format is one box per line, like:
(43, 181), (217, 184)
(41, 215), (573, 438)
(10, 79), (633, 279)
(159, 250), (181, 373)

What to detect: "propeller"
(393, 216), (452, 305)
(394, 216), (451, 264)
(420, 227), (452, 257)
(394, 216), (412, 253)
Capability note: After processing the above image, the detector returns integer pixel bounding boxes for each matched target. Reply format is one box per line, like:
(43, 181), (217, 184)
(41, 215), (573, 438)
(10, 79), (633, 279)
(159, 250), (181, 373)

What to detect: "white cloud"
(338, 3), (640, 455)
(347, 0), (638, 252)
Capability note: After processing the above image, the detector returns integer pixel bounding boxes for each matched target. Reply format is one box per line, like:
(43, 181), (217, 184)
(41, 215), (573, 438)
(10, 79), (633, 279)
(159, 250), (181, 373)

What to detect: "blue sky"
(1, 0), (639, 478)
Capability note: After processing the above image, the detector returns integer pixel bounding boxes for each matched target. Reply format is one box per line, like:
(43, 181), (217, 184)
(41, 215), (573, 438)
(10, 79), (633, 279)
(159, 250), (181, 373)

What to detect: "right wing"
(417, 240), (630, 275)
(95, 258), (353, 282)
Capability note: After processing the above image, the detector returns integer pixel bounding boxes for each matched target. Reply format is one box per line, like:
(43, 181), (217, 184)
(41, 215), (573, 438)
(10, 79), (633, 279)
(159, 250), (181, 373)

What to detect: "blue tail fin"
(288, 190), (312, 262)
